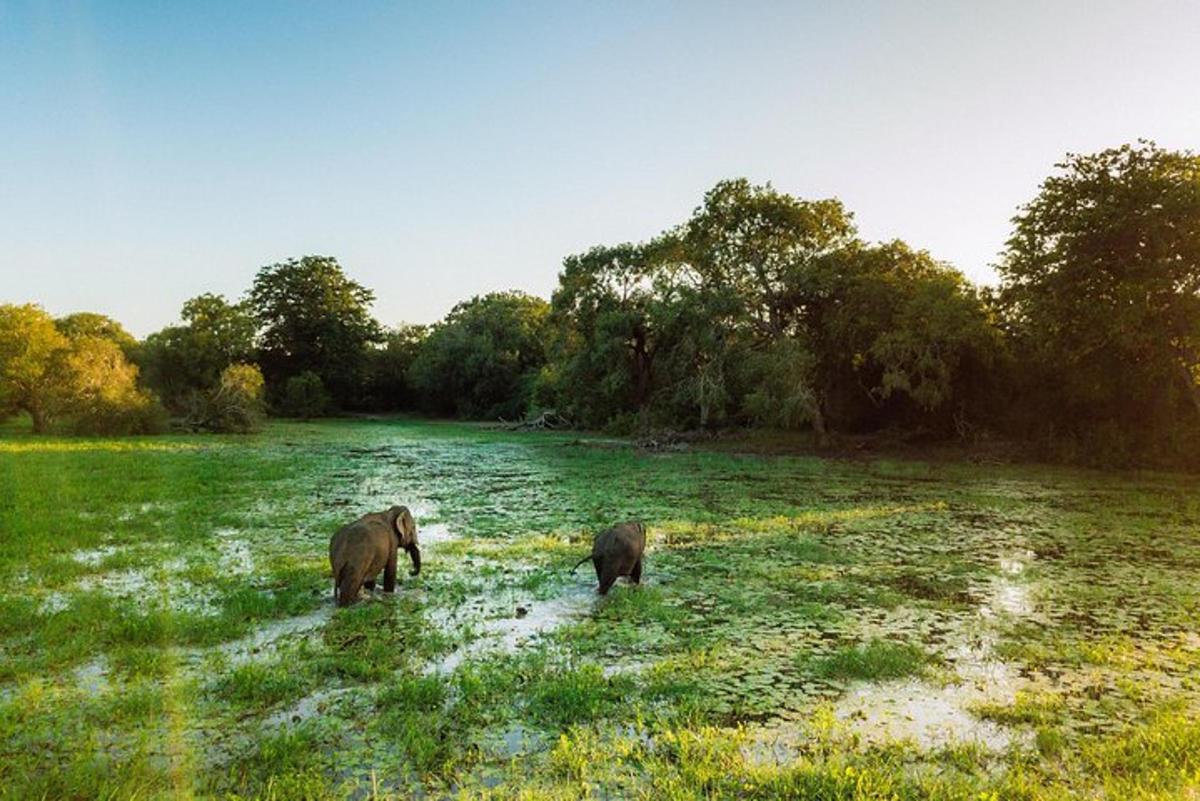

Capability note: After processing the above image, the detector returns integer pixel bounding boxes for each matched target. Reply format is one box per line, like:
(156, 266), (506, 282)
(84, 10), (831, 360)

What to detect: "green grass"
(803, 638), (934, 681)
(2, 417), (1200, 798)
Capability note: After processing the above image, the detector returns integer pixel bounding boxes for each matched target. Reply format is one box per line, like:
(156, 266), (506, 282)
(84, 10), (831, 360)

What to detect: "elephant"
(570, 521), (646, 595)
(329, 505), (420, 607)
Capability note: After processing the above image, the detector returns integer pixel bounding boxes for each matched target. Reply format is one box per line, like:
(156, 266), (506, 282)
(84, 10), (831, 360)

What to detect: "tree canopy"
(249, 256), (381, 409)
(999, 141), (1200, 460)
(409, 291), (550, 419)
(5, 143), (1197, 467)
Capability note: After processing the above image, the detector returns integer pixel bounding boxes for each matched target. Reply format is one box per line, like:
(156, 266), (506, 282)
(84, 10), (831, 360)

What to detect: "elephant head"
(388, 505), (421, 576)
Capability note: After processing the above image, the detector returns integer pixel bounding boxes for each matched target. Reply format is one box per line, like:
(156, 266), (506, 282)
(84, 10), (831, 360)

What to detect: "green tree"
(999, 141), (1200, 459)
(55, 312), (138, 356)
(548, 244), (667, 427)
(0, 304), (69, 432)
(47, 336), (166, 435)
(279, 370), (331, 419)
(363, 324), (428, 411)
(812, 241), (1000, 432)
(140, 293), (257, 410)
(409, 292), (549, 419)
(249, 256), (381, 410)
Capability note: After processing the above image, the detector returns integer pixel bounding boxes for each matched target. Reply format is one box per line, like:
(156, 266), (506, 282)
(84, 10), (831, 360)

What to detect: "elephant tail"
(569, 554), (592, 573)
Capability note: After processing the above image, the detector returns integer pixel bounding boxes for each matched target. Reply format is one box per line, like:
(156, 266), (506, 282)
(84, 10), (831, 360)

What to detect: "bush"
(185, 363), (266, 433)
(278, 371), (331, 419)
(49, 336), (168, 435)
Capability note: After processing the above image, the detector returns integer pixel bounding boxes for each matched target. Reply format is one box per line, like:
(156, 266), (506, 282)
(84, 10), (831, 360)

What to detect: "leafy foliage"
(409, 291), (550, 419)
(249, 255), (381, 410)
(999, 141), (1200, 462)
(548, 180), (998, 435)
(361, 324), (427, 412)
(278, 370), (331, 419)
(0, 304), (69, 432)
(183, 363), (266, 433)
(139, 294), (257, 412)
(0, 304), (164, 434)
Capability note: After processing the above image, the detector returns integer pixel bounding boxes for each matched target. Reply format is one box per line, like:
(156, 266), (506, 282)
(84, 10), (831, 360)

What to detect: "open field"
(2, 419), (1200, 799)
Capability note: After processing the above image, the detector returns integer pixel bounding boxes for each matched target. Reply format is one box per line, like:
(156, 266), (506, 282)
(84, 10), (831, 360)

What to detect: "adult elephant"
(329, 505), (420, 607)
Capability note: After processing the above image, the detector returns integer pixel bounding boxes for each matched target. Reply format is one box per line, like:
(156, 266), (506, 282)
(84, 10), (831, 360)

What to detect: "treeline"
(1, 141), (1197, 467)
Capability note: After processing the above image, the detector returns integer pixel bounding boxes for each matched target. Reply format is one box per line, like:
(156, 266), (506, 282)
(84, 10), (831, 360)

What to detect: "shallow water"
(8, 420), (1200, 798)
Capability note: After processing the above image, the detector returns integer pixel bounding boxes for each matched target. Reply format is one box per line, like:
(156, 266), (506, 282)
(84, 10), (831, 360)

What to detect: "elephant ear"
(394, 506), (417, 547)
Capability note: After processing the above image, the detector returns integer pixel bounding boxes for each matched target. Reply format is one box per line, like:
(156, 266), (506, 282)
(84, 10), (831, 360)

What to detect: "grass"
(804, 638), (934, 681)
(2, 416), (1200, 798)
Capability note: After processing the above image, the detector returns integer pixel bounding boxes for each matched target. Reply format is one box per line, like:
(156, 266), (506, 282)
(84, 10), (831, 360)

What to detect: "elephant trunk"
(406, 544), (421, 576)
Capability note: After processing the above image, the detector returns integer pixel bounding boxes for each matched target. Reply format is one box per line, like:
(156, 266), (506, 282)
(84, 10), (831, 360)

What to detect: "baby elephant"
(571, 521), (646, 595)
(329, 505), (421, 607)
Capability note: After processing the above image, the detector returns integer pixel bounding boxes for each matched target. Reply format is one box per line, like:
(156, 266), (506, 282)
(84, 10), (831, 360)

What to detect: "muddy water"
(427, 582), (598, 675)
(825, 548), (1039, 750)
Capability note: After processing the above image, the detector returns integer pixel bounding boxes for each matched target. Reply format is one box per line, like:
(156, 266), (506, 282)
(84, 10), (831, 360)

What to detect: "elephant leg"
(598, 564), (619, 595)
(631, 559), (642, 584)
(383, 548), (398, 593)
(336, 565), (363, 607)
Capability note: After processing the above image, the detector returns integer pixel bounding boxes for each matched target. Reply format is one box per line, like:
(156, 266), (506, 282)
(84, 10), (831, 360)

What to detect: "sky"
(2, 1), (1199, 337)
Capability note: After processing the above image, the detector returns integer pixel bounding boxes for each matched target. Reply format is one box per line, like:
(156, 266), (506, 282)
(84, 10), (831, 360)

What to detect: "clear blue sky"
(2, 1), (1198, 336)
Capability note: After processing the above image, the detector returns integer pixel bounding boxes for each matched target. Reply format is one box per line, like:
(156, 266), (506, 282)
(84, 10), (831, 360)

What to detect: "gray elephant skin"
(571, 521), (646, 594)
(329, 505), (420, 606)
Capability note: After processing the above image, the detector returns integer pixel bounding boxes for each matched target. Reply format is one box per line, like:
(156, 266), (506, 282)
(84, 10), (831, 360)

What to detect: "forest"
(3, 141), (1199, 468)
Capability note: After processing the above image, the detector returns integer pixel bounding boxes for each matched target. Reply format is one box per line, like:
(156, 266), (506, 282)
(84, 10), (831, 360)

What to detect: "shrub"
(278, 371), (331, 419)
(185, 363), (266, 433)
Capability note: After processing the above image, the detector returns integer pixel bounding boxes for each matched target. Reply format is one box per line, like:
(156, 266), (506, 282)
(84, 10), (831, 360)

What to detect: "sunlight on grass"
(2, 419), (1200, 798)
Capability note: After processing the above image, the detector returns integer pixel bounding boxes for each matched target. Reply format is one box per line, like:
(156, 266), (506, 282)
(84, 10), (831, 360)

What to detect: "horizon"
(3, 1), (1199, 337)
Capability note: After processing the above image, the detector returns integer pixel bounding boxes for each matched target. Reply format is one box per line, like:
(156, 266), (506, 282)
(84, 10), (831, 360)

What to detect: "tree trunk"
(811, 402), (830, 447)
(27, 404), (48, 434)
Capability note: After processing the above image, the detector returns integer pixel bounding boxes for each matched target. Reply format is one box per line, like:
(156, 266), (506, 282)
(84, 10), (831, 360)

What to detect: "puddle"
(213, 529), (254, 576)
(833, 678), (1015, 750)
(39, 592), (71, 615)
(209, 606), (334, 667)
(72, 546), (122, 567)
(73, 657), (110, 695)
(264, 686), (359, 727)
(78, 569), (220, 616)
(488, 723), (547, 758)
(812, 548), (1039, 751)
(427, 585), (597, 675)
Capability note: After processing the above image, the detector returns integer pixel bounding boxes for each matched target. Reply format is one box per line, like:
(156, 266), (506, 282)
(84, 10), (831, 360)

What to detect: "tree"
(548, 244), (667, 427)
(409, 292), (549, 419)
(55, 313), (138, 356)
(545, 179), (999, 437)
(0, 304), (69, 432)
(811, 241), (1000, 432)
(363, 324), (428, 411)
(998, 142), (1200, 457)
(279, 371), (331, 419)
(139, 293), (257, 411)
(249, 256), (381, 410)
(46, 336), (166, 435)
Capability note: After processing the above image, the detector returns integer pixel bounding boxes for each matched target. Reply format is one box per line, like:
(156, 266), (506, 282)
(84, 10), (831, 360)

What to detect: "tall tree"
(549, 244), (666, 426)
(409, 292), (549, 419)
(999, 141), (1200, 453)
(248, 256), (381, 409)
(363, 324), (428, 411)
(0, 304), (70, 432)
(139, 293), (257, 410)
